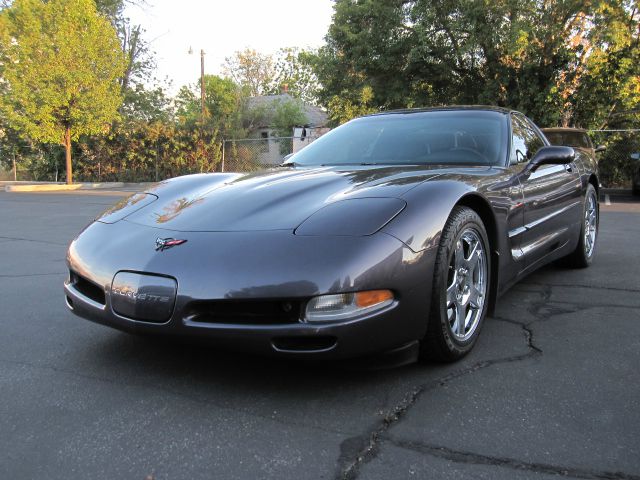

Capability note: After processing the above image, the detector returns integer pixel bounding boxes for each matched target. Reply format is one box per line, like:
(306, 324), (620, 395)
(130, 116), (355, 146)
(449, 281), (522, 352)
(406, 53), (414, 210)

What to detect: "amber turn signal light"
(355, 290), (394, 308)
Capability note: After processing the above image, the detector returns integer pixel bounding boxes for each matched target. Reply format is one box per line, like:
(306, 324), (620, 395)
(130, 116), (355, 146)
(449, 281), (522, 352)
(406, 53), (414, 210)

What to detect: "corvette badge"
(155, 237), (187, 251)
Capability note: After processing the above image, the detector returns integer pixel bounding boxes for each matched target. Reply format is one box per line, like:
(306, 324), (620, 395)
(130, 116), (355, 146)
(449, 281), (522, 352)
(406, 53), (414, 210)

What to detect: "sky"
(125, 0), (335, 93)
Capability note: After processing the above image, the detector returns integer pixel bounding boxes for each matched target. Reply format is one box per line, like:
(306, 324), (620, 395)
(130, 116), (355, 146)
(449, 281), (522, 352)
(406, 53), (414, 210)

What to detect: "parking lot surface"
(1, 189), (639, 480)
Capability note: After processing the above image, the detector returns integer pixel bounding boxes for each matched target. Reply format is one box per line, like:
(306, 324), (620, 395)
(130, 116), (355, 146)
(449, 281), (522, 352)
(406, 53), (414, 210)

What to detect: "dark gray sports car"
(64, 107), (599, 364)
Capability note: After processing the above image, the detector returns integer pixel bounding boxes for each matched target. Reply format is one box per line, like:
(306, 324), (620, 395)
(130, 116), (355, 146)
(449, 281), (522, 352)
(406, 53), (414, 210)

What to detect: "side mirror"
(595, 145), (606, 153)
(526, 146), (575, 173)
(280, 153), (296, 167)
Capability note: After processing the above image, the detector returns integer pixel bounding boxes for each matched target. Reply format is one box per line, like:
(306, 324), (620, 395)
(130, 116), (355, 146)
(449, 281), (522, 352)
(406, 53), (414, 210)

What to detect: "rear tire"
(561, 184), (598, 268)
(420, 207), (491, 362)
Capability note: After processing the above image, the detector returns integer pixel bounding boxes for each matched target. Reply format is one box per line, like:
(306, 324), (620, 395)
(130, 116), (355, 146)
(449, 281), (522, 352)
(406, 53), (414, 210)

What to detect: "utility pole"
(189, 46), (208, 170)
(189, 47), (206, 123)
(200, 49), (206, 122)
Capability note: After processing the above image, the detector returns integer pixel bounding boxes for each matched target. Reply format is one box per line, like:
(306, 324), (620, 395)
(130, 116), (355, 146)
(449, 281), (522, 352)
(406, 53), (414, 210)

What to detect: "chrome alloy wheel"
(584, 192), (597, 258)
(446, 229), (488, 341)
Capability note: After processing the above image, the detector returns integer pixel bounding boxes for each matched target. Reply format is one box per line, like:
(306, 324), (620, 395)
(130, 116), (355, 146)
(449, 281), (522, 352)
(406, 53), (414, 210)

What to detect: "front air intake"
(184, 299), (304, 325)
(69, 271), (106, 306)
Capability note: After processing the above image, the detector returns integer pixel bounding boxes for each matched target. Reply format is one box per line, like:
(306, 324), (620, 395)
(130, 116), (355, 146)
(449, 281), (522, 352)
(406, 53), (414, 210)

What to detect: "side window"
(510, 115), (544, 164)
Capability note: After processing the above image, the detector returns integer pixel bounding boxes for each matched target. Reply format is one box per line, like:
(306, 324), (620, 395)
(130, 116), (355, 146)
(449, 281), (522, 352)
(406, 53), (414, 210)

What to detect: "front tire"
(420, 207), (491, 362)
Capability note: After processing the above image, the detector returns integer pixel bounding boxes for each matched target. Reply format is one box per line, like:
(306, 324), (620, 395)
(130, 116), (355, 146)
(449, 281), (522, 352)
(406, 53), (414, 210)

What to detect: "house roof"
(246, 93), (328, 128)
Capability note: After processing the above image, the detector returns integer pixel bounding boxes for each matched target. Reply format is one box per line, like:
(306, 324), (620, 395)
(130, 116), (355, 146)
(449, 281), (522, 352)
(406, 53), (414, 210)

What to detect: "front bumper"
(65, 220), (436, 360)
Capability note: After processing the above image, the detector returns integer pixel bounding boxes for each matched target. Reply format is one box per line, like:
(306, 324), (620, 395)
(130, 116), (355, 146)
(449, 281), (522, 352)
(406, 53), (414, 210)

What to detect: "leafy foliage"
(2, 0), (638, 187)
(223, 47), (321, 103)
(271, 47), (321, 104)
(312, 0), (640, 129)
(271, 97), (308, 137)
(0, 0), (125, 181)
(326, 86), (377, 126)
(176, 74), (247, 137)
(223, 48), (276, 97)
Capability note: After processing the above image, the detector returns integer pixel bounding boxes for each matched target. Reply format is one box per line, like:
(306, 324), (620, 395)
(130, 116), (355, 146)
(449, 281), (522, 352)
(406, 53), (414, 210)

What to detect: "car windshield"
(544, 131), (592, 149)
(290, 110), (508, 167)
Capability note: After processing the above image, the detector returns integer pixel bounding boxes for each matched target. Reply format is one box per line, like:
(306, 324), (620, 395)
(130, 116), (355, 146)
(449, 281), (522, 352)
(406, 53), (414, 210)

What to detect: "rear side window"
(511, 114), (545, 164)
(545, 131), (593, 149)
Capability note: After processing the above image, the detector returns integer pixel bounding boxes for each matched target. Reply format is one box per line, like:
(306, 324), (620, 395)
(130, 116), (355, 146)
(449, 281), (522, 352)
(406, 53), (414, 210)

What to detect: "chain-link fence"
(1, 144), (223, 183)
(1, 168), (59, 182)
(222, 136), (320, 172)
(589, 130), (639, 188)
(3, 131), (638, 187)
(1, 163), (171, 183)
(1, 135), (321, 182)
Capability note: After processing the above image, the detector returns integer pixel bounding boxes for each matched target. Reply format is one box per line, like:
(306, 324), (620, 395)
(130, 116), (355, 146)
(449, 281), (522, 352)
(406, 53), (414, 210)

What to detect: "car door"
(511, 114), (582, 269)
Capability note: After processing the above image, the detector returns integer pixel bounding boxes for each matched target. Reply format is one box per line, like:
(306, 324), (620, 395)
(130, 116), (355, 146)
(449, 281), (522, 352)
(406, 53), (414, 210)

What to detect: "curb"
(4, 182), (127, 192)
(5, 183), (83, 192)
(601, 188), (632, 195)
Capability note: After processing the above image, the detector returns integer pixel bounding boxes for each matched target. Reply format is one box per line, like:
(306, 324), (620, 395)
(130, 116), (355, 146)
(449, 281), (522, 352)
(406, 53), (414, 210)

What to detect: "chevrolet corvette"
(64, 107), (599, 364)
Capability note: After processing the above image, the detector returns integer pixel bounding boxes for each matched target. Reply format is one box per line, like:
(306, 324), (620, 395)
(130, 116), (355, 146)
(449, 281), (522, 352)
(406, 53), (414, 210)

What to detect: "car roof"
(541, 127), (589, 133)
(365, 105), (513, 117)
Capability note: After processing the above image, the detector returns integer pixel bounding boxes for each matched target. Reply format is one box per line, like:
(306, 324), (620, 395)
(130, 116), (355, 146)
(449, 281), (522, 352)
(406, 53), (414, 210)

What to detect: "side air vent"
(69, 271), (106, 305)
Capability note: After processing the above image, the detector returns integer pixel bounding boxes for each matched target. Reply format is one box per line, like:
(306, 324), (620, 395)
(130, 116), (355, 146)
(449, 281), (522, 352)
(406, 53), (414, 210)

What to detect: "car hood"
(122, 165), (488, 232)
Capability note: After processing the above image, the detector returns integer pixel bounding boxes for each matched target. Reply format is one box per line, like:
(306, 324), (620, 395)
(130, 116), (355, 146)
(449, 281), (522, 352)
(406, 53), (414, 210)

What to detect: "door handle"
(564, 163), (573, 173)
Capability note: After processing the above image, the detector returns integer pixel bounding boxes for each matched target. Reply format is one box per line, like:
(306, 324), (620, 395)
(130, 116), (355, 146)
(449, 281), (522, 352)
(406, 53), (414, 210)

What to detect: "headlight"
(305, 290), (394, 322)
(295, 198), (406, 236)
(96, 193), (157, 224)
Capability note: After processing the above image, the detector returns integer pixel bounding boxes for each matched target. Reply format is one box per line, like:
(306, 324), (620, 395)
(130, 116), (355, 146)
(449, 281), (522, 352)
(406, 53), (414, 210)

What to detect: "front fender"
(143, 172), (243, 198)
(381, 180), (476, 252)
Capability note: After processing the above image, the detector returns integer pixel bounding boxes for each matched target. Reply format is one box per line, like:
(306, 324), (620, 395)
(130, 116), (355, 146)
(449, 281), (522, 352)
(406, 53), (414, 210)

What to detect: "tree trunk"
(64, 127), (73, 185)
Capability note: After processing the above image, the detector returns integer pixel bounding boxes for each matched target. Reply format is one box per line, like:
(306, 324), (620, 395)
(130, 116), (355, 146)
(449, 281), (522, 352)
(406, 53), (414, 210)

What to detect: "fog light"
(305, 290), (394, 322)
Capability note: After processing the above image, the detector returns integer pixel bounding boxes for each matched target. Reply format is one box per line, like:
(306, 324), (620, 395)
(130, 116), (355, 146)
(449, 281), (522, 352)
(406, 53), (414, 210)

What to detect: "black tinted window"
(290, 111), (508, 166)
(545, 131), (592, 148)
(511, 114), (544, 164)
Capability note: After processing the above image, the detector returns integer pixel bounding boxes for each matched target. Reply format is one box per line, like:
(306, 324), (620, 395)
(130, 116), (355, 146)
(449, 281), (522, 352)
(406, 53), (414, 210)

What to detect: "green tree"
(176, 74), (247, 137)
(271, 47), (321, 104)
(570, 1), (640, 129)
(223, 47), (322, 103)
(0, 0), (125, 183)
(271, 97), (308, 137)
(95, 0), (165, 121)
(223, 48), (275, 97)
(312, 0), (640, 128)
(326, 85), (377, 125)
(119, 83), (172, 123)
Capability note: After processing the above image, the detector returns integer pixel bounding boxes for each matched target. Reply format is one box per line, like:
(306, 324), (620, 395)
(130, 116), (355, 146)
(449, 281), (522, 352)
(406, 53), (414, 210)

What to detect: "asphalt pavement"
(0, 189), (639, 480)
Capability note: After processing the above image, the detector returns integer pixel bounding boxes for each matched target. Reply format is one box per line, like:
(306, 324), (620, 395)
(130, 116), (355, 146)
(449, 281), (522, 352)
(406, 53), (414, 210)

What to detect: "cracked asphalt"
(1, 189), (639, 480)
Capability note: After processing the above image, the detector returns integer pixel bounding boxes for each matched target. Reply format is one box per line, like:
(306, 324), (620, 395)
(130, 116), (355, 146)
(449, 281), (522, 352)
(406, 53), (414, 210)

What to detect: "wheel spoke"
(446, 282), (457, 307)
(469, 285), (483, 309)
(466, 240), (481, 275)
(454, 241), (465, 269)
(466, 239), (479, 262)
(456, 302), (467, 335)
